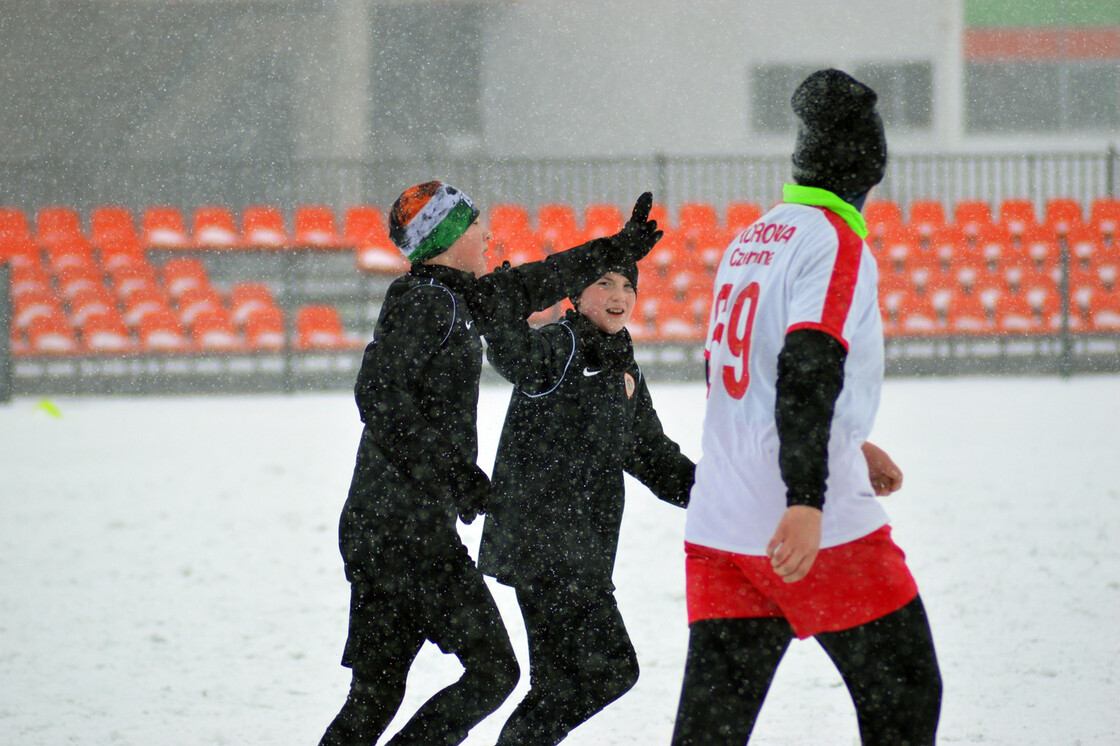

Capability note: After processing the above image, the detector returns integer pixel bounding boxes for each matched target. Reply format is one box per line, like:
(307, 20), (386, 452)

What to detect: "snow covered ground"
(2, 375), (1118, 745)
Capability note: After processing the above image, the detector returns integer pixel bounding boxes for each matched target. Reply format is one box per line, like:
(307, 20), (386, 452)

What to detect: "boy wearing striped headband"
(320, 184), (664, 746)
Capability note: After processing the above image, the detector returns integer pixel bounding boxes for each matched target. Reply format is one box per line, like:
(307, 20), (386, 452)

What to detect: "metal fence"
(0, 149), (1116, 219)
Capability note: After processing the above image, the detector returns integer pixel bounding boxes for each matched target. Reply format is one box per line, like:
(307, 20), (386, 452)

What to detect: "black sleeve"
(484, 315), (575, 395)
(774, 327), (847, 511)
(354, 286), (479, 499)
(469, 236), (635, 331)
(625, 375), (696, 508)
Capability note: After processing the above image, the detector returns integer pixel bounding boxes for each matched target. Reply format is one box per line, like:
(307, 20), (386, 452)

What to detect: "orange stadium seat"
(864, 200), (902, 248)
(488, 203), (538, 268)
(35, 206), (87, 250)
(1094, 261), (1119, 293)
(1065, 223), (1099, 265)
(949, 199), (994, 239)
(489, 203), (532, 237)
(80, 311), (133, 354)
(343, 205), (389, 245)
(89, 206), (138, 250)
(865, 199), (903, 228)
(121, 286), (171, 328)
(583, 203), (624, 242)
(295, 305), (361, 350)
(55, 265), (104, 301)
(725, 202), (764, 236)
(677, 202), (721, 245)
(13, 288), (64, 331)
(1089, 198), (1120, 242)
(26, 311), (78, 355)
(138, 309), (190, 352)
(9, 263), (51, 301)
(0, 231), (42, 269)
(998, 198), (1037, 239)
(98, 237), (145, 271)
(895, 294), (941, 335)
(294, 205), (345, 248)
(1088, 289), (1120, 331)
(348, 206), (408, 272)
(645, 234), (701, 288)
(175, 285), (224, 326)
(879, 225), (924, 273)
(925, 226), (972, 272)
(68, 286), (118, 326)
(994, 294), (1043, 334)
(192, 205), (241, 249)
(537, 204), (581, 251)
(242, 205), (289, 248)
(1017, 224), (1060, 270)
(161, 257), (210, 299)
(0, 207), (32, 239)
(44, 236), (97, 274)
(189, 308), (243, 352)
(242, 306), (286, 351)
(228, 282), (279, 325)
(141, 206), (190, 249)
(1043, 198), (1083, 236)
(655, 296), (705, 342)
(945, 292), (993, 334)
(906, 200), (947, 239)
(108, 261), (160, 304)
(356, 242), (409, 274)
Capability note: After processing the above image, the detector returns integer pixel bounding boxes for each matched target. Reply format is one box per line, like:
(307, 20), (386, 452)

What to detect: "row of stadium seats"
(2, 197), (1118, 274)
(5, 196), (1113, 261)
(9, 252), (363, 356)
(4, 198), (1120, 354)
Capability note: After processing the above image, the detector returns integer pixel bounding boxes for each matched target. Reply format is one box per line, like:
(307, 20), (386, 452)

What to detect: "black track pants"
(319, 542), (519, 746)
(671, 596), (941, 746)
(495, 584), (640, 746)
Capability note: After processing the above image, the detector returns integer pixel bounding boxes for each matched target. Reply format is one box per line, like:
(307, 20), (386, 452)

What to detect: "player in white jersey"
(672, 70), (941, 745)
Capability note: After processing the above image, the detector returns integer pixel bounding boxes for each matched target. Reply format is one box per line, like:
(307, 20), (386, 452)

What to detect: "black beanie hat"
(790, 69), (887, 198)
(570, 262), (639, 306)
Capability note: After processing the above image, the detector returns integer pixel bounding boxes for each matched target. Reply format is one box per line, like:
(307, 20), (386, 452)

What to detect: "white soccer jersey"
(685, 191), (889, 556)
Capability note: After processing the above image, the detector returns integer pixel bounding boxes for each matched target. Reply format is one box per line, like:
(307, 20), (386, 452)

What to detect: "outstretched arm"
(468, 192), (664, 324)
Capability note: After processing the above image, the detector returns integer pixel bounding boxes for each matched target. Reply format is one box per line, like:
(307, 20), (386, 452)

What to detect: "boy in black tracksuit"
(476, 264), (696, 745)
(319, 183), (662, 746)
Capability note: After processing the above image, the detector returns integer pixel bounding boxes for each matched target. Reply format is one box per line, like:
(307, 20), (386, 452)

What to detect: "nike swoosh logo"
(583, 368), (602, 377)
(465, 321), (473, 329)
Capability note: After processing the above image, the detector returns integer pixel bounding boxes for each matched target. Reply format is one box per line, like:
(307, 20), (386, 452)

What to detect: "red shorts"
(685, 526), (918, 639)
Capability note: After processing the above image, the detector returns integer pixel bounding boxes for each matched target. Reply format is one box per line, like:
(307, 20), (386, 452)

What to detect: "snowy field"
(2, 374), (1118, 745)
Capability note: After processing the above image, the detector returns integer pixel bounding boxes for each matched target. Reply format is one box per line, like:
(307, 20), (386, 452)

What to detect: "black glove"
(611, 192), (664, 264)
(448, 463), (491, 524)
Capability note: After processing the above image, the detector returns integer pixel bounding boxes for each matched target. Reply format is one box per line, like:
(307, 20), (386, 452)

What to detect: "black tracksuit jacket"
(478, 309), (696, 590)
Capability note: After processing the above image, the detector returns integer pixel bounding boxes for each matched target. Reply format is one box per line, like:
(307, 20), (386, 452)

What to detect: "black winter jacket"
(340, 240), (633, 579)
(478, 309), (695, 590)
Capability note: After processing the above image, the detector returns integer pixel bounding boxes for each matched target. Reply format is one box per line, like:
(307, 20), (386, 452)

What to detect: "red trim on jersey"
(788, 321), (850, 351)
(788, 208), (863, 349)
(684, 526), (918, 638)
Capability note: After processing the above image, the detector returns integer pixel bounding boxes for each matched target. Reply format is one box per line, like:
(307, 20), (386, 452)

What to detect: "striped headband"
(388, 181), (480, 264)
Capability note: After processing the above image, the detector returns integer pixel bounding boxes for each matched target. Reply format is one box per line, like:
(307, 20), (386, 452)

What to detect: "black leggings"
(671, 596), (941, 746)
(495, 583), (640, 746)
(319, 544), (519, 746)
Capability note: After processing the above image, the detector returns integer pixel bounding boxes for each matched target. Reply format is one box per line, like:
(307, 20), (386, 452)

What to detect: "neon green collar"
(782, 184), (868, 239)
